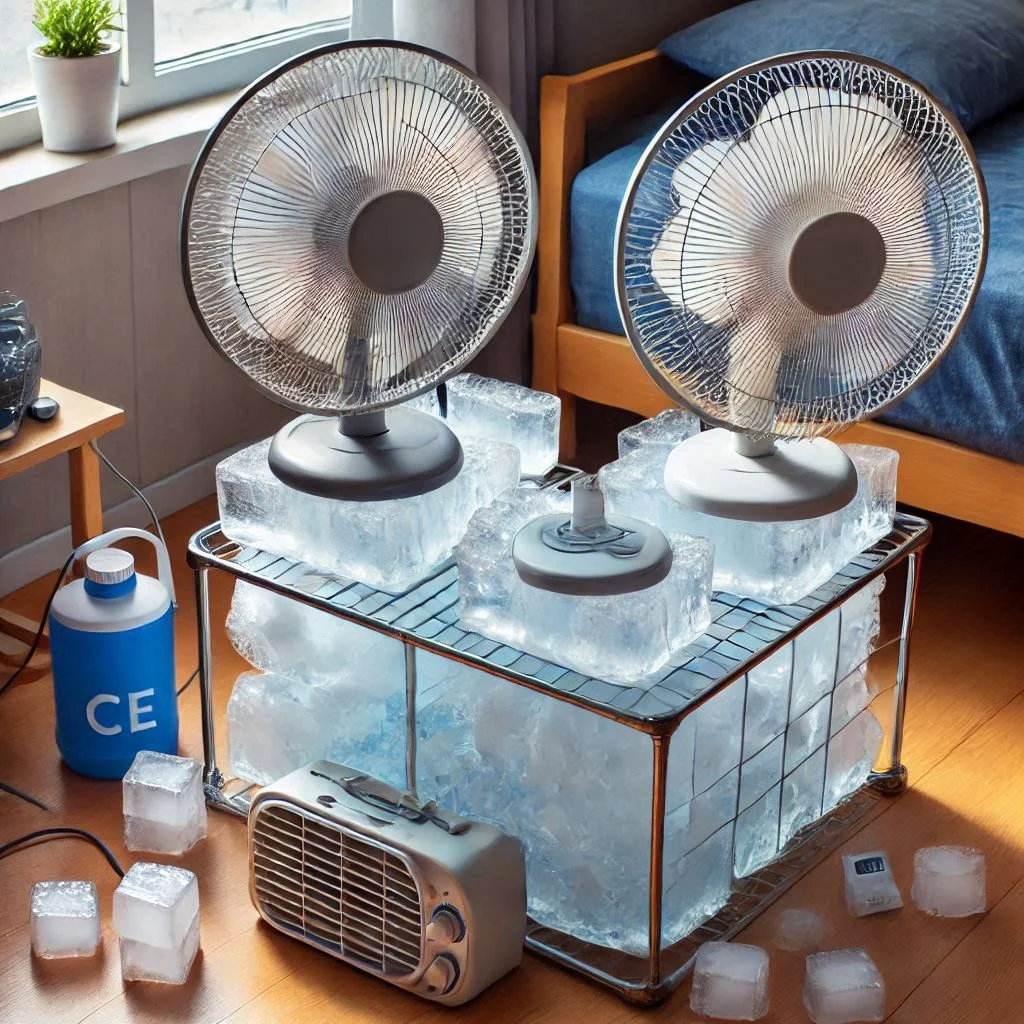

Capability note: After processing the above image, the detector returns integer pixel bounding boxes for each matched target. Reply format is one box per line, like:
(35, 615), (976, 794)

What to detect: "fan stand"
(664, 429), (858, 522)
(268, 187), (466, 501)
(268, 406), (464, 501)
(513, 477), (673, 596)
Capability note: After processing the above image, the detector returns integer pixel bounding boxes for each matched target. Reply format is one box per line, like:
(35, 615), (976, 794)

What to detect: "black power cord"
(0, 779), (49, 812)
(0, 827), (124, 877)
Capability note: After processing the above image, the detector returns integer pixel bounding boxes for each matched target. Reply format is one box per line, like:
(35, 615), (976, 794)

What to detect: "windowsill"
(0, 91), (234, 224)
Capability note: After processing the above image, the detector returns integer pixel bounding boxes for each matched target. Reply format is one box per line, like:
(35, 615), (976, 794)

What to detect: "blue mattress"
(570, 109), (1024, 464)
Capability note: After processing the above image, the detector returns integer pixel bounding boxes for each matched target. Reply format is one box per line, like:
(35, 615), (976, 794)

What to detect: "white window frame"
(0, 0), (351, 153)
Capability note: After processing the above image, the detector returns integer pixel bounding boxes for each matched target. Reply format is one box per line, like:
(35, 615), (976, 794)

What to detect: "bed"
(531, 0), (1024, 538)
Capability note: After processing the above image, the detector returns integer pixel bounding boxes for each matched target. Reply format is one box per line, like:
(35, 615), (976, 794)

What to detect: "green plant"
(33, 0), (122, 58)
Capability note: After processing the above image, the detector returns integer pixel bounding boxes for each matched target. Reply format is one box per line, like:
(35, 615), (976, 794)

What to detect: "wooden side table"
(0, 379), (124, 681)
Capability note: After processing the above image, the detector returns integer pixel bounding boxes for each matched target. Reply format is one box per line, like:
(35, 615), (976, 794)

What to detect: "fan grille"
(183, 42), (535, 414)
(616, 53), (987, 438)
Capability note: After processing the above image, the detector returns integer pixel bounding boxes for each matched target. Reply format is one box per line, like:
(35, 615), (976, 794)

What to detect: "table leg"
(68, 442), (103, 548)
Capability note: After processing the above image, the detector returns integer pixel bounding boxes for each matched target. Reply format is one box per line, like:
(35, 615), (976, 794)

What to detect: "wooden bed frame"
(530, 49), (1024, 539)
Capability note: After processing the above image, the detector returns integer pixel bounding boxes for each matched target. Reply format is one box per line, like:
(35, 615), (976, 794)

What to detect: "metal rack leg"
(869, 550), (922, 796)
(647, 732), (671, 988)
(405, 642), (417, 798)
(194, 564), (223, 793)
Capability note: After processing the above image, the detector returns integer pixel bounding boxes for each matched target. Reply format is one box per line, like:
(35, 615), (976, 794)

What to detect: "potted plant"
(28, 0), (122, 152)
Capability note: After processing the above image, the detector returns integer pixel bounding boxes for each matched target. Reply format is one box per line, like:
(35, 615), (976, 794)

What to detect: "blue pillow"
(660, 0), (1024, 132)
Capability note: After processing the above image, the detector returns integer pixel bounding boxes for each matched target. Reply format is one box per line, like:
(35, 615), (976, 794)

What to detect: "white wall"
(0, 166), (289, 592)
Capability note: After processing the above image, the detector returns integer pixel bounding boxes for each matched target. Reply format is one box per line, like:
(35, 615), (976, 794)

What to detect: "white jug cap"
(85, 548), (135, 585)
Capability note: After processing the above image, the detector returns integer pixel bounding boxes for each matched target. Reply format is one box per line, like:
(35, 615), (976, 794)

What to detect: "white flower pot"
(29, 41), (120, 153)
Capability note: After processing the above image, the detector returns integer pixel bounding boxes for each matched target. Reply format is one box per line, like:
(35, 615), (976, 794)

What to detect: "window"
(0, 0), (351, 153)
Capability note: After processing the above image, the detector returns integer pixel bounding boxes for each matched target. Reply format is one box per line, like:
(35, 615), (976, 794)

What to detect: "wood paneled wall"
(0, 166), (289, 559)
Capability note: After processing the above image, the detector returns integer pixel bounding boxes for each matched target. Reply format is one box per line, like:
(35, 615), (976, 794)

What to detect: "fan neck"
(339, 411), (388, 438)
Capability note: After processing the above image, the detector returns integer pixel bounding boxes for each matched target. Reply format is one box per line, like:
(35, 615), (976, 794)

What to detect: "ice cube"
(120, 915), (200, 984)
(410, 374), (561, 476)
(616, 408), (701, 458)
(824, 710), (884, 809)
(30, 881), (100, 959)
(780, 746), (826, 847)
(226, 581), (404, 685)
(911, 846), (985, 917)
(744, 648), (792, 758)
(689, 941), (770, 1021)
(774, 908), (829, 952)
(227, 669), (407, 790)
(734, 784), (782, 878)
(225, 583), (408, 788)
(122, 750), (207, 855)
(599, 440), (897, 604)
(113, 862), (199, 949)
(843, 851), (903, 917)
(217, 434), (520, 592)
(803, 948), (885, 1024)
(455, 486), (714, 686)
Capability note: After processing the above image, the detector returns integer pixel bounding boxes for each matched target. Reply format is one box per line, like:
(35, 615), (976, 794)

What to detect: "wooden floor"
(1, 496), (1023, 1024)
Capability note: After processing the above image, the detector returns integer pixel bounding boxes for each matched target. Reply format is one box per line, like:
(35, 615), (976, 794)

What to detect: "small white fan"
(181, 41), (536, 500)
(616, 51), (987, 520)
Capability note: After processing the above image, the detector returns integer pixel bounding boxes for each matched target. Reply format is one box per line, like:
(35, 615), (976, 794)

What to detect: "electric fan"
(181, 41), (536, 500)
(616, 51), (987, 521)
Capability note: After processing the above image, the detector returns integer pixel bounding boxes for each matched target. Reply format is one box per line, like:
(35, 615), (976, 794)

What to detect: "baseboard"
(0, 443), (244, 597)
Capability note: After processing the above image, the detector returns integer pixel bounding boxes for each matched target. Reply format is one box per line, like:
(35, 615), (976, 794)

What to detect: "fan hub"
(789, 212), (886, 316)
(348, 190), (445, 295)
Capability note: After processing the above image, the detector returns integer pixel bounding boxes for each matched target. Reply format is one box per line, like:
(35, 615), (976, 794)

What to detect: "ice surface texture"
(410, 373), (561, 477)
(225, 582), (407, 788)
(217, 434), (520, 592)
(114, 862), (200, 984)
(617, 408), (702, 458)
(689, 941), (770, 1021)
(30, 881), (100, 959)
(123, 750), (207, 855)
(599, 433), (897, 605)
(455, 486), (714, 686)
(804, 948), (885, 1024)
(911, 846), (985, 917)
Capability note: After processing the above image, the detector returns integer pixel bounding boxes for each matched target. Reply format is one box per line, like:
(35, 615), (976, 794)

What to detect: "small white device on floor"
(181, 41), (535, 502)
(248, 761), (526, 1005)
(616, 51), (987, 521)
(842, 850), (903, 917)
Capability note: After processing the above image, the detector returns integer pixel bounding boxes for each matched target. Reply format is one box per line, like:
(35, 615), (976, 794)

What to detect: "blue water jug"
(49, 528), (178, 779)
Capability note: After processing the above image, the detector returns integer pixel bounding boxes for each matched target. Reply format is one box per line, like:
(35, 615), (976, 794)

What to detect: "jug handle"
(73, 527), (177, 607)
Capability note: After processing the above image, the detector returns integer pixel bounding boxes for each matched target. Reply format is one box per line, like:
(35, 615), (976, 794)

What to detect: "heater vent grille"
(252, 802), (424, 976)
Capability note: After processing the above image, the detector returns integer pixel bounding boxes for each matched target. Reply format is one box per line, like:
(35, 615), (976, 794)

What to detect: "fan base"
(268, 406), (464, 501)
(664, 429), (858, 522)
(513, 512), (673, 596)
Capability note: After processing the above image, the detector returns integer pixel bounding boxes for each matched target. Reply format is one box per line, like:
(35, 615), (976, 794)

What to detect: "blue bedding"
(570, 109), (1024, 464)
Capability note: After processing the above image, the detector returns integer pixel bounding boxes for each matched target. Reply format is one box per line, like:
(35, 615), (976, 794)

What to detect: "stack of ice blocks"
(216, 375), (562, 593)
(123, 750), (207, 855)
(113, 862), (200, 984)
(225, 581), (407, 789)
(414, 566), (884, 955)
(599, 411), (899, 605)
(455, 483), (715, 685)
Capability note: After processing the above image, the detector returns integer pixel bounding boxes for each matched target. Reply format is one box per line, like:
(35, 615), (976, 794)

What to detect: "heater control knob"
(426, 907), (464, 944)
(423, 954), (458, 994)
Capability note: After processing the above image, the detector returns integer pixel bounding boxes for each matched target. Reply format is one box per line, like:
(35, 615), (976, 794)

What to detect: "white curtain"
(351, 0), (553, 382)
